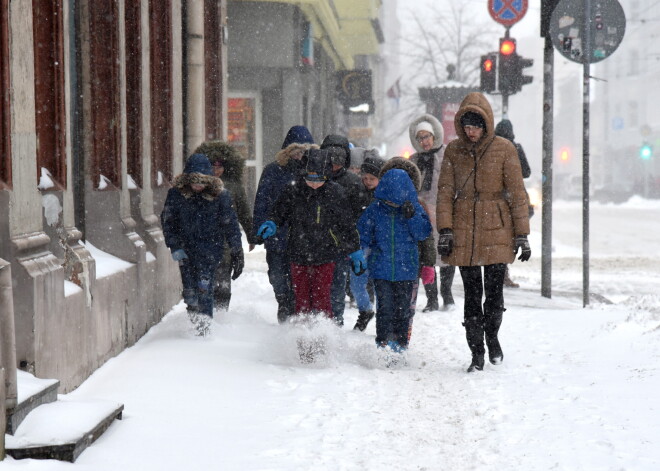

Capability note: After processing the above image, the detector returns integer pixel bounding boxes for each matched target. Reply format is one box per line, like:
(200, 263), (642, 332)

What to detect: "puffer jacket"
(436, 92), (530, 267)
(252, 143), (317, 252)
(161, 155), (242, 264)
(358, 169), (432, 282)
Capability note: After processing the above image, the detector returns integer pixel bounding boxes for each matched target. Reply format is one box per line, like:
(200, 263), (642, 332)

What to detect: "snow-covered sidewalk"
(3, 200), (660, 470)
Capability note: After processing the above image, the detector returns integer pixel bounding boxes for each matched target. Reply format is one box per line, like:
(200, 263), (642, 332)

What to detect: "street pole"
(582, 0), (592, 307)
(541, 34), (554, 298)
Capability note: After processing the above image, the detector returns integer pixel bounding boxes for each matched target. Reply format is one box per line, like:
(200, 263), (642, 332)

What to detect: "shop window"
(33, 0), (66, 190)
(125, 0), (142, 189)
(0, 0), (11, 189)
(89, 0), (121, 189)
(150, 0), (172, 186)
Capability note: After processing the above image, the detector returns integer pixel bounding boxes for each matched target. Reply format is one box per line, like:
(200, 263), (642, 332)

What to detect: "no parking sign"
(488, 0), (528, 27)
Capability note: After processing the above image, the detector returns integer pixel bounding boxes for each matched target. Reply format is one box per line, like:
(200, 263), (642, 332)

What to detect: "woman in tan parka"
(436, 92), (531, 373)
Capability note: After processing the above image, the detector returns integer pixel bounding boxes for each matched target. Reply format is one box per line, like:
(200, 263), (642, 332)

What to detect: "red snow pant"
(290, 262), (336, 318)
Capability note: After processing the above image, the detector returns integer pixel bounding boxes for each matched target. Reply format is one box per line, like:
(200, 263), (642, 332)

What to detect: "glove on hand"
(437, 229), (454, 256)
(257, 221), (277, 240)
(401, 201), (415, 219)
(171, 249), (188, 262)
(348, 250), (368, 276)
(197, 277), (211, 292)
(230, 250), (244, 280)
(515, 235), (531, 262)
(420, 266), (435, 285)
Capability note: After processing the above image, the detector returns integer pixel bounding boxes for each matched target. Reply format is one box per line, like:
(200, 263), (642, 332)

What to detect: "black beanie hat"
(360, 151), (385, 176)
(460, 111), (486, 129)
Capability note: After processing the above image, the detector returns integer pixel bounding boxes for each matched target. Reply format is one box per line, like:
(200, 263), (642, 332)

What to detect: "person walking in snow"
(253, 126), (316, 324)
(409, 114), (456, 312)
(358, 168), (432, 352)
(436, 92), (531, 372)
(351, 150), (385, 332)
(320, 134), (364, 326)
(494, 119), (533, 289)
(161, 154), (243, 336)
(256, 148), (366, 320)
(194, 140), (254, 311)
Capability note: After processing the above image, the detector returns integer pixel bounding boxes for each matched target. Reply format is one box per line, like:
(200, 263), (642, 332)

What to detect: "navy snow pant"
(374, 279), (415, 347)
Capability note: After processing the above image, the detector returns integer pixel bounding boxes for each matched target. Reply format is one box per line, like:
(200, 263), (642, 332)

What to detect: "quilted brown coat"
(436, 92), (530, 267)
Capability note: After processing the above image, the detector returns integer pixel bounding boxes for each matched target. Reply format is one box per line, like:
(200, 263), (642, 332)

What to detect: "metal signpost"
(550, 0), (626, 306)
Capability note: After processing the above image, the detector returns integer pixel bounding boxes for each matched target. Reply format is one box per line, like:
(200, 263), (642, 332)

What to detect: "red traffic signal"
(500, 38), (516, 56)
(483, 58), (494, 72)
(480, 53), (497, 93)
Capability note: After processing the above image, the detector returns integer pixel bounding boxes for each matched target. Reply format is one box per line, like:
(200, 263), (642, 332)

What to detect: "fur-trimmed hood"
(379, 157), (422, 191)
(409, 113), (444, 154)
(193, 140), (245, 181)
(275, 143), (318, 166)
(172, 172), (224, 200)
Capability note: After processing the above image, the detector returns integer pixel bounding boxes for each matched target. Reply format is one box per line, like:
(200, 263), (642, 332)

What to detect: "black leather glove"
(437, 229), (454, 256)
(515, 235), (531, 262)
(401, 201), (415, 219)
(230, 249), (245, 280)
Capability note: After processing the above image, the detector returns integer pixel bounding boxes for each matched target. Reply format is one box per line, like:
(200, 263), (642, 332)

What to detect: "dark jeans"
(458, 264), (506, 355)
(179, 258), (215, 316)
(331, 255), (351, 324)
(374, 279), (415, 347)
(213, 249), (232, 310)
(266, 250), (295, 319)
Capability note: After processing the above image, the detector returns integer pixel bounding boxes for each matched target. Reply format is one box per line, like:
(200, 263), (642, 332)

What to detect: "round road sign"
(488, 0), (529, 28)
(550, 0), (626, 64)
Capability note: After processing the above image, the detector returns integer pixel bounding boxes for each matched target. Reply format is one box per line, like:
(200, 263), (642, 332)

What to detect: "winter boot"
(195, 314), (212, 337)
(503, 266), (519, 288)
(353, 310), (375, 331)
(213, 293), (231, 312)
(463, 317), (485, 372)
(187, 309), (200, 325)
(439, 266), (456, 309)
(485, 311), (504, 364)
(422, 279), (440, 312)
(276, 294), (294, 324)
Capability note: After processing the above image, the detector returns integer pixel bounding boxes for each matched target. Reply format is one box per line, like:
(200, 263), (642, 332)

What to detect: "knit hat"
(494, 119), (515, 140)
(183, 153), (213, 176)
(361, 150), (385, 176)
(460, 111), (486, 129)
(281, 125), (314, 149)
(415, 121), (435, 137)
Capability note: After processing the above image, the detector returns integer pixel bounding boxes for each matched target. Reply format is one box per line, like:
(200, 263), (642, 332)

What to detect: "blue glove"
(198, 277), (211, 292)
(348, 250), (367, 276)
(257, 220), (277, 240)
(171, 249), (188, 262)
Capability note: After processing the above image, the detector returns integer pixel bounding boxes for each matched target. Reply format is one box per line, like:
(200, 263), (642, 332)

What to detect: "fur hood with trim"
(379, 157), (422, 191)
(409, 113), (444, 154)
(172, 172), (224, 200)
(275, 143), (318, 166)
(194, 140), (245, 182)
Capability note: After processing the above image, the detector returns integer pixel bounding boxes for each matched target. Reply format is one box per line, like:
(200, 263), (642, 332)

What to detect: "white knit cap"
(415, 121), (434, 137)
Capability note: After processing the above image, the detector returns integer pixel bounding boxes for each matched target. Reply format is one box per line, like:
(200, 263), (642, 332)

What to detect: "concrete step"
(5, 398), (123, 462)
(5, 370), (59, 435)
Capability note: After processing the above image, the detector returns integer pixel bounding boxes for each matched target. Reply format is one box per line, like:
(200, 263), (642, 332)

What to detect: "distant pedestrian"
(161, 154), (243, 336)
(253, 126), (316, 323)
(358, 168), (432, 352)
(494, 119), (533, 289)
(437, 92), (531, 372)
(409, 114), (456, 312)
(257, 148), (366, 320)
(194, 140), (254, 310)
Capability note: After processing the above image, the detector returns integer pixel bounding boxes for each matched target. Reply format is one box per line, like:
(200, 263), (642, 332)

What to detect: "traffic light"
(480, 53), (497, 93)
(640, 143), (653, 160)
(498, 37), (534, 95)
(499, 38), (518, 95)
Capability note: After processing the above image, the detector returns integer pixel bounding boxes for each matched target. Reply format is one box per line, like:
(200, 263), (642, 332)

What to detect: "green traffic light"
(640, 144), (652, 160)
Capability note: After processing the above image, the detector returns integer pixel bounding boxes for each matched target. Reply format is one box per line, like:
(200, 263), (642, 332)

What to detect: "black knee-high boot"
(439, 266), (455, 307)
(422, 277), (440, 312)
(464, 317), (485, 372)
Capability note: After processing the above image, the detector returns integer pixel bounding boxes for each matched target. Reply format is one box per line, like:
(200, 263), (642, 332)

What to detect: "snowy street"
(4, 199), (660, 470)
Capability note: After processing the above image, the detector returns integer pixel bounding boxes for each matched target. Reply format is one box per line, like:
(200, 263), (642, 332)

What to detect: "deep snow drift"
(3, 198), (660, 470)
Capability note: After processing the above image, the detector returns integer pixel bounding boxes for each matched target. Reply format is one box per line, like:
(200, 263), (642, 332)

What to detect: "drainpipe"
(70, 0), (85, 239)
(0, 261), (17, 411)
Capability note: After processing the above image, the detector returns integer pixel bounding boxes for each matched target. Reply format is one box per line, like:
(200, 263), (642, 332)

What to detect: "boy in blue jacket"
(161, 154), (243, 336)
(358, 169), (432, 351)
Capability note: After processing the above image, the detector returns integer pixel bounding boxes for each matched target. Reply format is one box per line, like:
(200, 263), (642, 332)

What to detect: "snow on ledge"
(84, 241), (134, 279)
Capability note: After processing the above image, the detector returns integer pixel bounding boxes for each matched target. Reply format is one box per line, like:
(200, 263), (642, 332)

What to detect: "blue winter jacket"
(358, 169), (432, 282)
(161, 154), (242, 269)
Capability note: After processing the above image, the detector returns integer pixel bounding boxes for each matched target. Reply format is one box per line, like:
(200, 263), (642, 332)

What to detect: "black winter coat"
(270, 179), (360, 265)
(331, 167), (364, 223)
